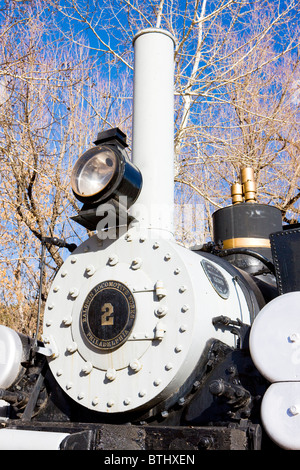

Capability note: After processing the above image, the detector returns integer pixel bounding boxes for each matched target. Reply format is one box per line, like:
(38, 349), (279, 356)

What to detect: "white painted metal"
(249, 291), (300, 382)
(0, 400), (9, 421)
(261, 382), (300, 450)
(0, 325), (23, 389)
(0, 429), (69, 450)
(43, 228), (251, 414)
(131, 28), (175, 238)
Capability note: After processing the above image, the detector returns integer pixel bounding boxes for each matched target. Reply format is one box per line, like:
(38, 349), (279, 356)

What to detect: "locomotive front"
(0, 28), (300, 451)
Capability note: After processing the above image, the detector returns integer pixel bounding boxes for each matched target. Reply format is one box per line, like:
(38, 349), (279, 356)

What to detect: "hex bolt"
(155, 306), (168, 317)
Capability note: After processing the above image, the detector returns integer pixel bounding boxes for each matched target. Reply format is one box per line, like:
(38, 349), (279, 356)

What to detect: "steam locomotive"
(0, 28), (300, 451)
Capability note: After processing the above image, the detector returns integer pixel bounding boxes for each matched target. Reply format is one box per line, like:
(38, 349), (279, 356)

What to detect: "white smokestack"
(131, 28), (175, 239)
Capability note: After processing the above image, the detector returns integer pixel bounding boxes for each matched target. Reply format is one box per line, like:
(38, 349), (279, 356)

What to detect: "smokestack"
(131, 28), (175, 238)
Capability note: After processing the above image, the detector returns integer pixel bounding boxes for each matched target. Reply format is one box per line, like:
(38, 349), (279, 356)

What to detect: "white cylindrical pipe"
(131, 28), (175, 238)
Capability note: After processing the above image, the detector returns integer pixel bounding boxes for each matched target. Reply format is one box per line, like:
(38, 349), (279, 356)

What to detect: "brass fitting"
(231, 183), (243, 204)
(241, 167), (256, 202)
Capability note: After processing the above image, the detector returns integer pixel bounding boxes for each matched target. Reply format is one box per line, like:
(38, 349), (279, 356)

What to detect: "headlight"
(71, 147), (118, 200)
(71, 128), (142, 208)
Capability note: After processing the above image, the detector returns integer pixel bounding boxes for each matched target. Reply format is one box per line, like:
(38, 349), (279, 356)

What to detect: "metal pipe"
(131, 28), (175, 238)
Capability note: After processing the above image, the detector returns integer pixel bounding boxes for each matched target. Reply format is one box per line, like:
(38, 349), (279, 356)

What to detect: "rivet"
(71, 256), (77, 263)
(78, 392), (85, 400)
(61, 270), (68, 277)
(181, 304), (189, 312)
(154, 379), (161, 386)
(174, 268), (180, 275)
(67, 342), (77, 353)
(56, 369), (63, 376)
(130, 359), (142, 373)
(108, 254), (118, 266)
(164, 253), (171, 261)
(69, 288), (79, 298)
(289, 405), (300, 415)
(165, 363), (173, 370)
(62, 316), (72, 326)
(175, 345), (182, 352)
(179, 285), (187, 293)
(139, 237), (146, 243)
(180, 324), (187, 332)
(53, 285), (60, 292)
(124, 397), (131, 405)
(106, 368), (117, 381)
(86, 265), (96, 276)
(139, 389), (147, 397)
(92, 397), (99, 406)
(81, 362), (93, 375)
(107, 399), (115, 407)
(45, 320), (52, 327)
(66, 382), (73, 390)
(153, 242), (160, 249)
(125, 233), (132, 241)
(131, 257), (142, 269)
(290, 333), (300, 343)
(48, 304), (54, 310)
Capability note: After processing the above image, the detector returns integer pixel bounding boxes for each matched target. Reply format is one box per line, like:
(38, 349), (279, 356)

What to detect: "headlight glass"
(71, 147), (118, 198)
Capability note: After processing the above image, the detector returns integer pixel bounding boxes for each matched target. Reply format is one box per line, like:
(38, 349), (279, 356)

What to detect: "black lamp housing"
(71, 128), (142, 231)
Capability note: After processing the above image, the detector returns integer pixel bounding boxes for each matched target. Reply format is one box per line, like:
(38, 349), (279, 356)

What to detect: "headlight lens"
(71, 147), (118, 199)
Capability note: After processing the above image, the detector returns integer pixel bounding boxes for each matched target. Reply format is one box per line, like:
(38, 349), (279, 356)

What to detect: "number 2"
(101, 303), (114, 326)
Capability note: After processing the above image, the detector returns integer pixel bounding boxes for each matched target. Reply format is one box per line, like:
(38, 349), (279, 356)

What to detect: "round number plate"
(80, 280), (136, 351)
(201, 259), (229, 299)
